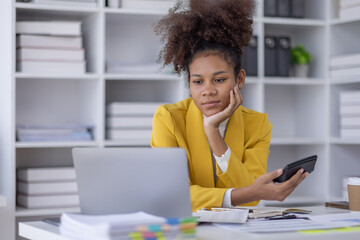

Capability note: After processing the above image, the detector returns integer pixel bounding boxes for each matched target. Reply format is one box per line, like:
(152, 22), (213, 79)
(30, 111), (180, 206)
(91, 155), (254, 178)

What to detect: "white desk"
(19, 206), (360, 240)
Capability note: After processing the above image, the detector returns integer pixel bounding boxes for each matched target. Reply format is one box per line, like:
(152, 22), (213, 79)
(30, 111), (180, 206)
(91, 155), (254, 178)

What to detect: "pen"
(265, 215), (310, 220)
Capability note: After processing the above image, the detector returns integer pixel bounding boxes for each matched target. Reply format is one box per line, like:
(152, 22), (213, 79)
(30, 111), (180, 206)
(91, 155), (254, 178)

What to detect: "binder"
(244, 36), (258, 76)
(291, 0), (305, 18)
(265, 36), (278, 76)
(278, 0), (291, 17)
(264, 0), (278, 17)
(277, 37), (291, 77)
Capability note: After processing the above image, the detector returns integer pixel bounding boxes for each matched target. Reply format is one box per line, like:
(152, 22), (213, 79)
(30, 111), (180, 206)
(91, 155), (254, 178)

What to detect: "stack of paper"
(106, 62), (174, 75)
(121, 0), (175, 11)
(338, 0), (360, 20)
(60, 212), (197, 240)
(26, 0), (98, 8)
(330, 52), (360, 79)
(339, 90), (360, 138)
(16, 21), (86, 74)
(17, 167), (79, 208)
(106, 102), (164, 144)
(16, 124), (93, 142)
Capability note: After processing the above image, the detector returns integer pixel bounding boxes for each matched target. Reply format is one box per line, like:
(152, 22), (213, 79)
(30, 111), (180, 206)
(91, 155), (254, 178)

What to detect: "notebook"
(72, 147), (192, 218)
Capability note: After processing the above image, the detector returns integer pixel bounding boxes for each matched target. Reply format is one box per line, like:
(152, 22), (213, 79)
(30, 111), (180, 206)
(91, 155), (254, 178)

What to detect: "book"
(17, 132), (92, 142)
(121, 0), (174, 11)
(339, 91), (360, 105)
(17, 60), (86, 74)
(325, 201), (350, 210)
(341, 128), (360, 138)
(339, 4), (360, 20)
(106, 116), (153, 128)
(340, 0), (360, 8)
(106, 129), (152, 140)
(17, 194), (79, 208)
(17, 181), (78, 195)
(265, 36), (278, 76)
(330, 66), (360, 78)
(17, 128), (89, 136)
(107, 102), (164, 115)
(16, 21), (82, 36)
(340, 105), (360, 117)
(17, 47), (84, 61)
(31, 0), (97, 8)
(330, 53), (360, 68)
(341, 117), (360, 128)
(17, 167), (76, 183)
(248, 207), (312, 219)
(17, 35), (83, 49)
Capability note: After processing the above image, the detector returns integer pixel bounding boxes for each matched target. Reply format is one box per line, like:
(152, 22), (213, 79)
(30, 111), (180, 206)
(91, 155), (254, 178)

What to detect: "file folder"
(291, 0), (305, 18)
(278, 0), (291, 17)
(278, 36), (291, 77)
(264, 0), (278, 17)
(242, 36), (258, 76)
(265, 36), (278, 76)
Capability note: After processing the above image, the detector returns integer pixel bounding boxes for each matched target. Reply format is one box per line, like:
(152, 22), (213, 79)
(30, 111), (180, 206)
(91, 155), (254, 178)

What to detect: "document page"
(192, 209), (248, 223)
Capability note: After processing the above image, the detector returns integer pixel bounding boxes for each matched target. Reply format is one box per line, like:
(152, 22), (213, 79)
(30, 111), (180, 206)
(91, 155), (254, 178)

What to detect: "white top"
(209, 118), (234, 208)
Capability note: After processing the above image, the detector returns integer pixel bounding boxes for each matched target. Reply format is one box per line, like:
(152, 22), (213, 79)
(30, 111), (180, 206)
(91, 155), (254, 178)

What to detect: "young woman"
(151, 0), (308, 211)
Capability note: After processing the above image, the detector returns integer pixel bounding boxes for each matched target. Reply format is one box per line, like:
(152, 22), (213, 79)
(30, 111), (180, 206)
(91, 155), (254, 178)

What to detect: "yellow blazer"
(151, 98), (272, 211)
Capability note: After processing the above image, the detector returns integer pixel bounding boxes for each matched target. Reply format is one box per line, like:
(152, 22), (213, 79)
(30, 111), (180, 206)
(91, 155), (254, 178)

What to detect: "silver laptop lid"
(72, 147), (192, 218)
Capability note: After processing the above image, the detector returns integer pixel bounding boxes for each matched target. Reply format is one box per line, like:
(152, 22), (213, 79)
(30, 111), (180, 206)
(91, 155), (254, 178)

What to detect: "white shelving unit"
(1, 0), (360, 239)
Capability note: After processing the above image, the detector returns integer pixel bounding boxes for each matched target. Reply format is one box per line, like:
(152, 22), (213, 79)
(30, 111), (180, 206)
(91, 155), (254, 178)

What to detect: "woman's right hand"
(251, 168), (308, 202)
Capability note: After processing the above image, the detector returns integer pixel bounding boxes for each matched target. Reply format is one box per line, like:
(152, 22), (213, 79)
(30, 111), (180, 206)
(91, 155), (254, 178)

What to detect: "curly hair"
(154, 0), (254, 77)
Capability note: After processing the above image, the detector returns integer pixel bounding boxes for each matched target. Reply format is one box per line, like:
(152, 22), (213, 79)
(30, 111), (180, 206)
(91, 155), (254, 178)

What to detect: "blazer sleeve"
(216, 114), (272, 206)
(151, 105), (228, 211)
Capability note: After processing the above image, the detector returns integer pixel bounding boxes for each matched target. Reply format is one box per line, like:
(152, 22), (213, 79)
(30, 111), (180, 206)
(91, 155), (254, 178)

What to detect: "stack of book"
(330, 52), (360, 79)
(338, 0), (360, 20)
(19, 0), (97, 8)
(16, 124), (93, 142)
(106, 102), (163, 144)
(121, 0), (175, 11)
(17, 167), (79, 209)
(16, 21), (86, 74)
(60, 211), (197, 240)
(339, 90), (360, 138)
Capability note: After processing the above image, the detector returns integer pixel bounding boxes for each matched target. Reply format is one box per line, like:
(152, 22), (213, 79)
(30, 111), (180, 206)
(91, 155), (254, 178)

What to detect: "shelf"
(330, 77), (360, 85)
(330, 138), (360, 145)
(105, 73), (181, 81)
(331, 17), (360, 26)
(104, 7), (168, 16)
(271, 138), (325, 145)
(264, 77), (325, 85)
(15, 73), (100, 80)
(0, 196), (6, 207)
(16, 206), (80, 217)
(104, 140), (151, 147)
(263, 17), (325, 26)
(15, 141), (100, 148)
(15, 2), (100, 13)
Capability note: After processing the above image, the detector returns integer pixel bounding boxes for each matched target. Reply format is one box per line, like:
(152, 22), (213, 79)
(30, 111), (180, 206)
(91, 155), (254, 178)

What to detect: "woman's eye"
(215, 78), (224, 83)
(192, 80), (202, 85)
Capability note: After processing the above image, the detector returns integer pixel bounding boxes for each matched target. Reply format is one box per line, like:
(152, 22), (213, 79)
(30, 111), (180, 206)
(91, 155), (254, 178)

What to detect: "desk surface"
(19, 205), (360, 240)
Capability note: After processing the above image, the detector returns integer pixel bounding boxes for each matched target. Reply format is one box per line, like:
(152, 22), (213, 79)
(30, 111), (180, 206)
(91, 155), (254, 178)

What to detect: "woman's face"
(189, 54), (245, 117)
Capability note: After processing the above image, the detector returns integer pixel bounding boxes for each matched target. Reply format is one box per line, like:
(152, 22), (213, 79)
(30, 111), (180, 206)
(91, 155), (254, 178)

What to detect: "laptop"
(72, 147), (192, 218)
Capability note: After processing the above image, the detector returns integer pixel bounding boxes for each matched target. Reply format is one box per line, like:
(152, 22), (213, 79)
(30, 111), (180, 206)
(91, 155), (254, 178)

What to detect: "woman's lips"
(202, 101), (220, 108)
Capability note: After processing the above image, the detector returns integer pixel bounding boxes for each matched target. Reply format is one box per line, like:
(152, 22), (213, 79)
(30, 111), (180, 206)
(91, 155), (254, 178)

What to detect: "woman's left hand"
(203, 84), (243, 130)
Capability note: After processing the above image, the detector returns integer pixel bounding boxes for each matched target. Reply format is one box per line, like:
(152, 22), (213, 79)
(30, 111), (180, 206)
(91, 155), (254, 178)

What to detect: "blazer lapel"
(186, 100), (215, 187)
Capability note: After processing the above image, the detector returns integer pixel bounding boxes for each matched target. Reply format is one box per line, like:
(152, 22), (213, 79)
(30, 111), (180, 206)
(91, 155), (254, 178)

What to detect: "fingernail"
(305, 172), (309, 177)
(277, 169), (282, 174)
(300, 169), (304, 174)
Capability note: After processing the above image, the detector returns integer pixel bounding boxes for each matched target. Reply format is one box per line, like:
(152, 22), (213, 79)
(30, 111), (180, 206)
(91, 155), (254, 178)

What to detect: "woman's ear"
(236, 69), (246, 89)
